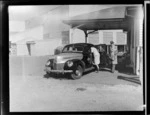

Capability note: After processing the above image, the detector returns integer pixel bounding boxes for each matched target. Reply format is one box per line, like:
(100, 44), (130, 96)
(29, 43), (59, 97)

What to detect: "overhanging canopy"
(63, 6), (130, 30)
(66, 6), (126, 21)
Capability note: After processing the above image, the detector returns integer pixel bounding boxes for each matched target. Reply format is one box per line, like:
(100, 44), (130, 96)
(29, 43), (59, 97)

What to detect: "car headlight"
(67, 61), (73, 67)
(46, 61), (50, 66)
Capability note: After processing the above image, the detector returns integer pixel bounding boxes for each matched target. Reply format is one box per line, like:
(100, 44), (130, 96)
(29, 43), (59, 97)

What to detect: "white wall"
(31, 39), (62, 56)
(9, 21), (25, 32)
(16, 44), (29, 56)
(70, 29), (85, 43)
(25, 5), (70, 36)
(10, 26), (44, 56)
(87, 31), (99, 45)
(10, 26), (43, 43)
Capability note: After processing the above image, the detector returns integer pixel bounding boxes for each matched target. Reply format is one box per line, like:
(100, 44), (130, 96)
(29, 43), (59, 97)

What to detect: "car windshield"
(62, 45), (83, 53)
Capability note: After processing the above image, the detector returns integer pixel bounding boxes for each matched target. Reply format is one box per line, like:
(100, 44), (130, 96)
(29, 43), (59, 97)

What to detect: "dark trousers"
(111, 64), (116, 73)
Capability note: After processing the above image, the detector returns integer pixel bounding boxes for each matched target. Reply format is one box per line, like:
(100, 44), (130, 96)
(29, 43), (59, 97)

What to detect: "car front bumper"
(44, 66), (73, 73)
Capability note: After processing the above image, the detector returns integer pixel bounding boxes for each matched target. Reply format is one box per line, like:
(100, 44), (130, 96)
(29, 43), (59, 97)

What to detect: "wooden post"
(84, 30), (88, 43)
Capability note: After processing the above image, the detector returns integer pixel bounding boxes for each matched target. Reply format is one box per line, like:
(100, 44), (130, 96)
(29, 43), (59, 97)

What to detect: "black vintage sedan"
(44, 43), (95, 79)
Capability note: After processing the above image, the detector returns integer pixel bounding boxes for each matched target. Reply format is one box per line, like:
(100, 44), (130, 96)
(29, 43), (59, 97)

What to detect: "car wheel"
(71, 65), (83, 80)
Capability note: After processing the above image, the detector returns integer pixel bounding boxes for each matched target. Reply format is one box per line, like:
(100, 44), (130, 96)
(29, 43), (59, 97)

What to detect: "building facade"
(9, 5), (70, 56)
(9, 5), (143, 75)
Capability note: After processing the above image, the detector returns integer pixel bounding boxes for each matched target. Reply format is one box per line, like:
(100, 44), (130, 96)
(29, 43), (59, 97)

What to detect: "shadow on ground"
(43, 67), (111, 80)
(43, 68), (97, 80)
(83, 66), (112, 75)
(99, 68), (112, 73)
(43, 73), (71, 80)
(118, 75), (141, 85)
(83, 69), (95, 75)
(116, 64), (134, 75)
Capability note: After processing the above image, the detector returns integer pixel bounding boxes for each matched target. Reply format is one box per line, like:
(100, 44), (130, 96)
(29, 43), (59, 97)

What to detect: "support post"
(84, 30), (88, 43)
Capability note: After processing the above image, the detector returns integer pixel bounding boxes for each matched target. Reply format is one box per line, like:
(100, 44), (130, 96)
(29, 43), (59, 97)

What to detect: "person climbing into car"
(109, 41), (118, 73)
(91, 46), (100, 73)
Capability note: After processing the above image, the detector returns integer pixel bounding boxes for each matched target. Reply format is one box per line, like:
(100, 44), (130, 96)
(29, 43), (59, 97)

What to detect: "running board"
(84, 66), (95, 72)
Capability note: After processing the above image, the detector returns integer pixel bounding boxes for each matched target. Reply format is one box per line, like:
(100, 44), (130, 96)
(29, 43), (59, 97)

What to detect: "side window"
(75, 46), (83, 52)
(83, 46), (91, 54)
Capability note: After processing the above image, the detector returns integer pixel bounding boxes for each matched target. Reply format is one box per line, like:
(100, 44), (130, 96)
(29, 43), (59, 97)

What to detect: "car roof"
(95, 44), (107, 46)
(65, 43), (94, 47)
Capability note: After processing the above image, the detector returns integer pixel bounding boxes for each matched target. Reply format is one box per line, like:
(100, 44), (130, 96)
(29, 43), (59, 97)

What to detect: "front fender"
(64, 59), (85, 71)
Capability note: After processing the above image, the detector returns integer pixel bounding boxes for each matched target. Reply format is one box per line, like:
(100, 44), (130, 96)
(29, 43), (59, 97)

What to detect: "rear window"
(62, 45), (83, 53)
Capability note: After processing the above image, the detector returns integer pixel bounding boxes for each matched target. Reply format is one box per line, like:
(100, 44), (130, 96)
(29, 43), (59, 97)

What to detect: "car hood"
(49, 53), (83, 63)
(58, 52), (83, 59)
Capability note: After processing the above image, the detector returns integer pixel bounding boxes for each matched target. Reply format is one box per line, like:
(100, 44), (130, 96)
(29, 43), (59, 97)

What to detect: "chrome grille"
(56, 63), (64, 70)
(49, 59), (64, 70)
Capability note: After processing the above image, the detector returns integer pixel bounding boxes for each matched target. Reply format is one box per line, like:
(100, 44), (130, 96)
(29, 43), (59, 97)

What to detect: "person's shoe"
(111, 71), (114, 73)
(95, 70), (99, 73)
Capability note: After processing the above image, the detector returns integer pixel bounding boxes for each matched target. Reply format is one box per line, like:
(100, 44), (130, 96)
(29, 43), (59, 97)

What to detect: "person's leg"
(95, 55), (100, 72)
(111, 64), (115, 73)
(93, 65), (98, 72)
(93, 63), (99, 72)
(96, 64), (99, 72)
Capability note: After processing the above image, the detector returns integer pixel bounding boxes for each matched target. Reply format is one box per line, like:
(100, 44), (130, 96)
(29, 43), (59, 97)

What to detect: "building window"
(103, 32), (113, 44)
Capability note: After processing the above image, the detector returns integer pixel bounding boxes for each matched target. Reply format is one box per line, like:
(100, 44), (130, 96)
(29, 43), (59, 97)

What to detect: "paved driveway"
(43, 68), (141, 86)
(10, 68), (143, 112)
(9, 56), (143, 112)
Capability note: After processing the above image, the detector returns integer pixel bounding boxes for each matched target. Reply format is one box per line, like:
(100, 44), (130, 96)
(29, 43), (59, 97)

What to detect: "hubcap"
(75, 70), (81, 76)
